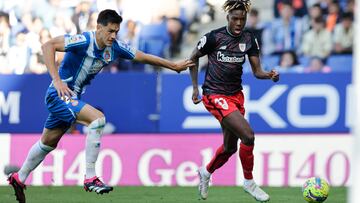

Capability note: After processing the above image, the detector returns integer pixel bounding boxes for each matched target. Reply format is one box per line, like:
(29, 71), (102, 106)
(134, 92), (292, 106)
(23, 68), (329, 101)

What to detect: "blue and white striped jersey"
(58, 31), (136, 95)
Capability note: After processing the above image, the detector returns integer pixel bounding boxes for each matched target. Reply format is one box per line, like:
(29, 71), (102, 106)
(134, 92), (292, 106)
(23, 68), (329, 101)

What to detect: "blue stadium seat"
(244, 55), (280, 73)
(138, 21), (170, 58)
(326, 55), (352, 72)
(261, 55), (279, 70)
(299, 56), (310, 66)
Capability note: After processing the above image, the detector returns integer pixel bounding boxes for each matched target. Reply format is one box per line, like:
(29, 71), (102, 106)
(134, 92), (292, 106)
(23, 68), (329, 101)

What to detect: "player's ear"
(226, 14), (230, 22)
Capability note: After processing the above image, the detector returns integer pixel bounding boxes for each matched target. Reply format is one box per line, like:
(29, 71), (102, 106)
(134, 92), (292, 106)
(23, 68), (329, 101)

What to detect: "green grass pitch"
(0, 186), (346, 203)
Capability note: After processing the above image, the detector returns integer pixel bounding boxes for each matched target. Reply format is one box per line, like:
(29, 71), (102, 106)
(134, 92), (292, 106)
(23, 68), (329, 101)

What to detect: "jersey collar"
(226, 26), (242, 38)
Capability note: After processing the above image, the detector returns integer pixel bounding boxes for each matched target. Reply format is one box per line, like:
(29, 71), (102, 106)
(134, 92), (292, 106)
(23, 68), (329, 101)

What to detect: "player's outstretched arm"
(42, 36), (74, 98)
(189, 48), (204, 104)
(248, 55), (279, 82)
(133, 50), (194, 73)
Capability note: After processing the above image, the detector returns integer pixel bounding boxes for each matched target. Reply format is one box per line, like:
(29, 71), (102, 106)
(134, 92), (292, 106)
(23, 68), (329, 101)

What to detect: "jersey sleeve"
(247, 33), (260, 57)
(64, 34), (88, 52)
(114, 40), (136, 60)
(196, 31), (216, 55)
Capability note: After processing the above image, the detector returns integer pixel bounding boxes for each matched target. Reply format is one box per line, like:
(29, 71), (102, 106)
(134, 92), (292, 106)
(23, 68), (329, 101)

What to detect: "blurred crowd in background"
(0, 0), (354, 75)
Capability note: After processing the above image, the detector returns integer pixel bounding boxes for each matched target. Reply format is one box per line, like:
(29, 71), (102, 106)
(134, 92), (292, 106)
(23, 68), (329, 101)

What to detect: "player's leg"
(198, 125), (238, 200)
(18, 127), (68, 182)
(222, 111), (254, 179)
(8, 127), (68, 203)
(198, 94), (241, 199)
(207, 124), (238, 173)
(201, 94), (239, 174)
(76, 104), (113, 194)
(77, 104), (104, 179)
(222, 111), (269, 202)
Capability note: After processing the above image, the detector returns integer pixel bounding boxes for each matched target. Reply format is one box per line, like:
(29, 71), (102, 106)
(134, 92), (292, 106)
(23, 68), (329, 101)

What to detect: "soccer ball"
(302, 177), (330, 203)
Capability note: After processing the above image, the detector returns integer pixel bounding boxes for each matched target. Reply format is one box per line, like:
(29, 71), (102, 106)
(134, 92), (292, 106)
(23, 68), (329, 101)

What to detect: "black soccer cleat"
(8, 172), (26, 203)
(84, 176), (113, 195)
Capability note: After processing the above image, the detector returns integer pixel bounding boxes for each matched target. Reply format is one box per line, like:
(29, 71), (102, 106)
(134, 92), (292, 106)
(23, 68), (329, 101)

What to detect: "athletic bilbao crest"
(214, 98), (229, 110)
(239, 43), (246, 52)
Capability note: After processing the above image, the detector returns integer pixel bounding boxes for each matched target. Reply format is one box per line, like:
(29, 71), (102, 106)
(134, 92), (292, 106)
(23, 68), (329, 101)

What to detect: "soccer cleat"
(243, 180), (270, 202)
(84, 176), (113, 194)
(8, 173), (26, 203)
(197, 167), (211, 200)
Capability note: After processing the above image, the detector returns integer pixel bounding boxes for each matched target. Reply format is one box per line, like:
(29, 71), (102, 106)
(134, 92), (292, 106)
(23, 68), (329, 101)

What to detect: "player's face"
(227, 9), (247, 36)
(97, 22), (120, 48)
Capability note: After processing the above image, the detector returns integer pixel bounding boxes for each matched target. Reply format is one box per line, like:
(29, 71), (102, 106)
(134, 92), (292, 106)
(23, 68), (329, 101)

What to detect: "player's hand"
(173, 59), (195, 73)
(53, 79), (75, 100)
(269, 69), (279, 82)
(192, 88), (202, 104)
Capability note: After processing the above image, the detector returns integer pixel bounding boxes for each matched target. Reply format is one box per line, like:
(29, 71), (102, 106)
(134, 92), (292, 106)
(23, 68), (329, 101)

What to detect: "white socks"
(18, 140), (54, 183)
(244, 178), (255, 187)
(202, 167), (211, 178)
(85, 117), (105, 179)
(17, 117), (106, 183)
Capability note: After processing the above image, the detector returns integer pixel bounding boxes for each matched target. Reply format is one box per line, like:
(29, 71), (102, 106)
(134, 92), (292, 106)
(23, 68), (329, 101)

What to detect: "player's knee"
(98, 111), (105, 119)
(224, 147), (237, 155)
(244, 136), (254, 145)
(41, 138), (58, 149)
(41, 129), (65, 148)
(88, 117), (106, 131)
(39, 140), (55, 152)
(242, 131), (255, 145)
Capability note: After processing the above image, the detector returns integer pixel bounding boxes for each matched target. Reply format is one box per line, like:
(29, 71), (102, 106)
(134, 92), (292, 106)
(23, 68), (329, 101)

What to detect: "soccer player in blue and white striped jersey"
(8, 9), (194, 203)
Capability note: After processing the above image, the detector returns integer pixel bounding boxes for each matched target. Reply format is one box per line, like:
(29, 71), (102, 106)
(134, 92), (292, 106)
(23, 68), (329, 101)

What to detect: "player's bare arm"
(42, 36), (75, 99)
(133, 50), (194, 73)
(249, 55), (279, 82)
(189, 48), (205, 104)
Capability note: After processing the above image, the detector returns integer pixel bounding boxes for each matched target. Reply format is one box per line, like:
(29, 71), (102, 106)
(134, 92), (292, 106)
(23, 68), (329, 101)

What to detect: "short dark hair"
(342, 12), (353, 21)
(281, 2), (293, 7)
(280, 50), (299, 65)
(312, 3), (321, 9)
(0, 11), (10, 25)
(97, 9), (122, 26)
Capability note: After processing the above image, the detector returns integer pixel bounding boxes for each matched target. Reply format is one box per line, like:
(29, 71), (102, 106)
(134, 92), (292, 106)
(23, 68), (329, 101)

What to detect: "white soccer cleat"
(243, 180), (270, 202)
(197, 167), (211, 200)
